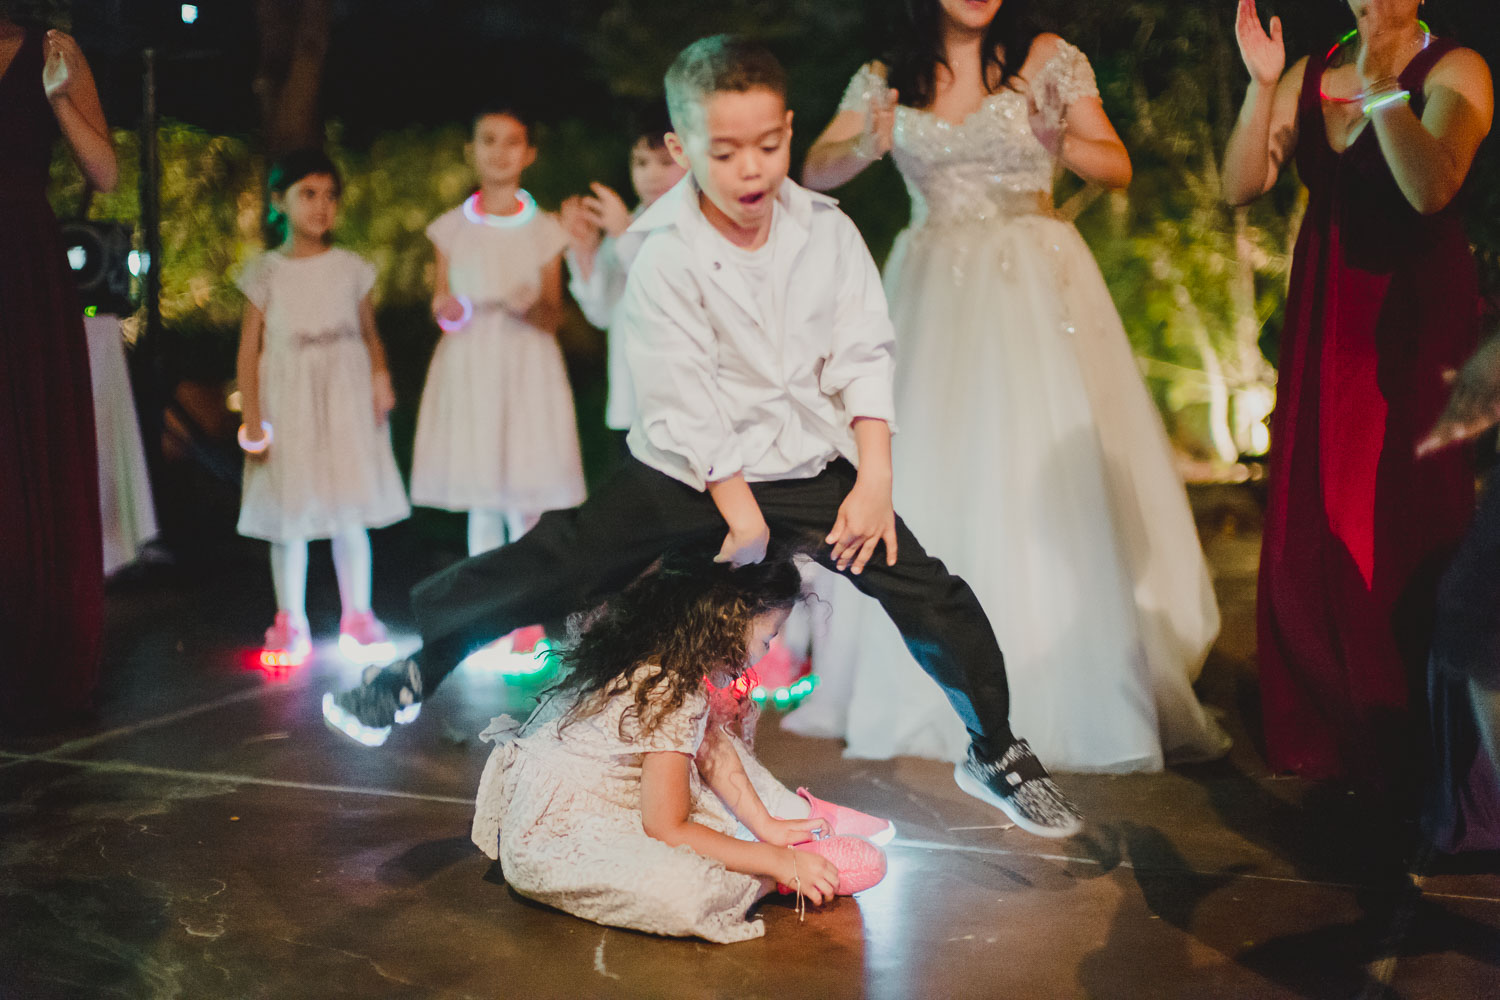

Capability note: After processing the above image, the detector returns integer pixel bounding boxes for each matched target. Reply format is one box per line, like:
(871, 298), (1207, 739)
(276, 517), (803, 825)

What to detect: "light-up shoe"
(797, 788), (896, 846)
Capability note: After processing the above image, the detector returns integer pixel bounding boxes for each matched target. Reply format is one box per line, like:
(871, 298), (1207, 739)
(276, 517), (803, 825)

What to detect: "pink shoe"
(340, 610), (389, 646)
(505, 624), (546, 654)
(262, 612), (311, 666)
(779, 835), (888, 895)
(753, 636), (809, 690)
(798, 788), (896, 846)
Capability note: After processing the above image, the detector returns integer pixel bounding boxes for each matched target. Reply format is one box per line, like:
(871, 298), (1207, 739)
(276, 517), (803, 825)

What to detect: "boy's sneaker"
(954, 740), (1083, 839)
(797, 788), (896, 846)
(323, 658), (423, 746)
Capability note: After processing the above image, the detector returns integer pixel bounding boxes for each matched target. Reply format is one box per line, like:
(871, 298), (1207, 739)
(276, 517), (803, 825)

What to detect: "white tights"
(466, 509), (541, 557)
(269, 525), (372, 622)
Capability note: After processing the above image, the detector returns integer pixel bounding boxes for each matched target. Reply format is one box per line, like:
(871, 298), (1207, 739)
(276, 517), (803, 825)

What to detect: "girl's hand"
(582, 183), (632, 239)
(715, 517), (770, 568)
(560, 195), (603, 255)
(1235, 0), (1285, 87)
(759, 816), (832, 848)
(432, 293), (465, 325)
(42, 30), (84, 101)
(775, 846), (839, 906)
(371, 370), (395, 425)
(826, 476), (897, 574)
(861, 86), (898, 159)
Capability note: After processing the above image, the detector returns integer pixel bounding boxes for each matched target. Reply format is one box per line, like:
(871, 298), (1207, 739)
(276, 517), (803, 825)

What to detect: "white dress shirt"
(567, 227), (646, 431)
(619, 175), (898, 491)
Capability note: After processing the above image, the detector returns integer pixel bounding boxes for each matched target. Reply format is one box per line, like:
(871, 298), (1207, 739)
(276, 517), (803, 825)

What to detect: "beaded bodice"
(838, 42), (1099, 227)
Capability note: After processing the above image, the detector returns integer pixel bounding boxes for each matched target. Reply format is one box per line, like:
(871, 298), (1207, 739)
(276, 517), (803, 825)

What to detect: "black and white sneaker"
(322, 658), (423, 747)
(954, 740), (1084, 839)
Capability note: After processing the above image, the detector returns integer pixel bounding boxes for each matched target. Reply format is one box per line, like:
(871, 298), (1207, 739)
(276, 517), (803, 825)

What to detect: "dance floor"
(3, 485), (1497, 999)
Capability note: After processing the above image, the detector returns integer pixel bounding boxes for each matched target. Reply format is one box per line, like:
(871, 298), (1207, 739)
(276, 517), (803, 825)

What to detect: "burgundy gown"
(0, 28), (105, 730)
(1257, 38), (1480, 789)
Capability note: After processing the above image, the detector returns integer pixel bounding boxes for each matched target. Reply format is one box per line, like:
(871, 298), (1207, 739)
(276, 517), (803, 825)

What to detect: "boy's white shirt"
(566, 226), (646, 430)
(619, 173), (897, 491)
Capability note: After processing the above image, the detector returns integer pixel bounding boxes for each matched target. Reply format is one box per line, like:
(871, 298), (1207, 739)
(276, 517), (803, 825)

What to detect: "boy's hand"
(715, 517), (770, 568)
(826, 475), (897, 574)
(582, 183), (633, 239)
(560, 195), (603, 255)
(371, 370), (395, 425)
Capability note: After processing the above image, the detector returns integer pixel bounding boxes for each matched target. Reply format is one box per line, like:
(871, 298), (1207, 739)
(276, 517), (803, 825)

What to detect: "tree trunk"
(253, 0), (331, 157)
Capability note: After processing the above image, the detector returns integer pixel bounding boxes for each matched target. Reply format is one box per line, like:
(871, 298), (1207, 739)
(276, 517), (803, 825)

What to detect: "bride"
(792, 0), (1228, 772)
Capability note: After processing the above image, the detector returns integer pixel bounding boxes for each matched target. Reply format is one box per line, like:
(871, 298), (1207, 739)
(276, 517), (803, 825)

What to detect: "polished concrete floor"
(2, 485), (1498, 999)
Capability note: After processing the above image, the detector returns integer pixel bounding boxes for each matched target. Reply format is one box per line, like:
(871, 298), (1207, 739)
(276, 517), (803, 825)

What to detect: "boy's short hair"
(631, 102), (673, 151)
(663, 35), (787, 137)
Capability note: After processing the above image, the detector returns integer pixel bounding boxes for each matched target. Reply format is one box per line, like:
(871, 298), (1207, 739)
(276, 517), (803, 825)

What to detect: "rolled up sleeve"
(820, 217), (898, 431)
(621, 242), (744, 490)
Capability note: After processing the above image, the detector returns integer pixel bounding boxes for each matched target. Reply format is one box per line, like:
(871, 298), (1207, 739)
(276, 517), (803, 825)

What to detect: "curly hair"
(553, 544), (805, 744)
(884, 0), (1046, 108)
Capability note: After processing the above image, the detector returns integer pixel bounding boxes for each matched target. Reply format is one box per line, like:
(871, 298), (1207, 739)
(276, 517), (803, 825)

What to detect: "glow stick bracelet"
(437, 294), (474, 333)
(238, 420), (273, 454)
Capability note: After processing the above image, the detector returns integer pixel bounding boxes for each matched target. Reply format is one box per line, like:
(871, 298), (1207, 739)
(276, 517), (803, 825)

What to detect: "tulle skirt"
(786, 215), (1228, 772)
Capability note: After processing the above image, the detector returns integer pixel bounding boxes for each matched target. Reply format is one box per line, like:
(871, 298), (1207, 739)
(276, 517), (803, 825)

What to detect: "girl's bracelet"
(435, 294), (474, 333)
(1363, 88), (1411, 117)
(238, 420), (273, 454)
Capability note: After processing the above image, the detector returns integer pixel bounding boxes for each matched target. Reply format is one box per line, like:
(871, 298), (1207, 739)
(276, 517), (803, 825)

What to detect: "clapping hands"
(42, 29), (84, 102)
(1234, 0), (1286, 87)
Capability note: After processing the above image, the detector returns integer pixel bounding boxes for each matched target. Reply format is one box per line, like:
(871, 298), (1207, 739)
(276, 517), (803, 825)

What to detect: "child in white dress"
(471, 549), (891, 943)
(235, 149), (410, 664)
(560, 106), (686, 457)
(411, 108), (585, 556)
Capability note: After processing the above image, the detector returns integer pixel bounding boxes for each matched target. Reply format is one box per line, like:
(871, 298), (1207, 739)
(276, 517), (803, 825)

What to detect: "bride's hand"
(1235, 0), (1285, 86)
(859, 86), (898, 159)
(1026, 77), (1066, 157)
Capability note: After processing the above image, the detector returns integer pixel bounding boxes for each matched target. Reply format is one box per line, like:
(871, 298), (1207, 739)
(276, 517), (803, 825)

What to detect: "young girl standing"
(235, 149), (410, 664)
(471, 550), (891, 943)
(411, 108), (585, 556)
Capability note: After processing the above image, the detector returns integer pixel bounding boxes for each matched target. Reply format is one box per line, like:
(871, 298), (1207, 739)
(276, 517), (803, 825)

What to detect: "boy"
(560, 105), (687, 459)
(328, 35), (1083, 839)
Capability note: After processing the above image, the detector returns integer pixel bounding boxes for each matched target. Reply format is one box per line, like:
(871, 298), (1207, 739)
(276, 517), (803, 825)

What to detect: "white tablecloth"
(85, 314), (157, 574)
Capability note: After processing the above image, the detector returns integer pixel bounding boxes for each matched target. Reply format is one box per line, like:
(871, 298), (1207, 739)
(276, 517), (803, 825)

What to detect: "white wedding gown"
(785, 43), (1229, 773)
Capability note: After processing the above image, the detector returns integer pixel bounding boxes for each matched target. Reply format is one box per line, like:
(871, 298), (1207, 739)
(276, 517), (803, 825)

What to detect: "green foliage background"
(52, 0), (1499, 476)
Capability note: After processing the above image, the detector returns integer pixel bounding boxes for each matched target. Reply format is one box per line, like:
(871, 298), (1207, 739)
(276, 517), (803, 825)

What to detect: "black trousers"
(411, 457), (1014, 754)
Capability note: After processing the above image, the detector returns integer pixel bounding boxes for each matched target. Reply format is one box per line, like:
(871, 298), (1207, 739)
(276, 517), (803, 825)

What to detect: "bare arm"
(707, 474), (770, 567)
(520, 255), (565, 332)
(357, 294), (395, 424)
(43, 31), (116, 192)
(1222, 1), (1304, 205)
(235, 303), (268, 448)
(1366, 49), (1494, 215)
(694, 727), (828, 844)
(640, 751), (837, 903)
(1024, 34), (1132, 190)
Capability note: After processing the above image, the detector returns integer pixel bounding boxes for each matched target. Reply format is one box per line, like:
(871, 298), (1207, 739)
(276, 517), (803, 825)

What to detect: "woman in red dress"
(1222, 0), (1494, 790)
(0, 7), (118, 731)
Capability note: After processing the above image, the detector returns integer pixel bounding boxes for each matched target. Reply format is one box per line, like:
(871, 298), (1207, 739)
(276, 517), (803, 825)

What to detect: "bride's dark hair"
(883, 0), (1046, 108)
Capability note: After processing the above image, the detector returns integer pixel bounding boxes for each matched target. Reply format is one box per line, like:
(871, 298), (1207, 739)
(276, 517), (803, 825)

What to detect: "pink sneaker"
(753, 636), (809, 690)
(340, 610), (389, 646)
(779, 835), (888, 895)
(798, 788), (896, 846)
(262, 612), (311, 665)
(505, 624), (547, 654)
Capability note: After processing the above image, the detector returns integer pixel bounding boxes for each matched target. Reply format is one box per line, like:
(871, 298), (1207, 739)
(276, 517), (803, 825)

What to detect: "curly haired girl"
(470, 547), (890, 943)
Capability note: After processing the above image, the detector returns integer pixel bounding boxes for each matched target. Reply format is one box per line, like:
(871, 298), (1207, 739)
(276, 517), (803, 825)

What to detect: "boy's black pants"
(412, 457), (1014, 755)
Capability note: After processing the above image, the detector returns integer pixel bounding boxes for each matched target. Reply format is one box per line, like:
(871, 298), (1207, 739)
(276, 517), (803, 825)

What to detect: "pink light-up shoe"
(338, 610), (398, 666)
(504, 624), (547, 654)
(798, 788), (896, 846)
(262, 611), (311, 666)
(779, 835), (888, 896)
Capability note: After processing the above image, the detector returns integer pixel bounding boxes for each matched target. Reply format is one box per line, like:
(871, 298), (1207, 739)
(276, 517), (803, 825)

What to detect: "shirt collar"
(628, 173), (838, 240)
